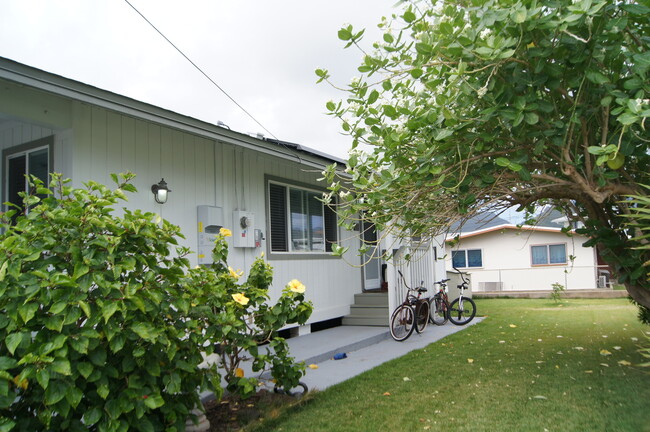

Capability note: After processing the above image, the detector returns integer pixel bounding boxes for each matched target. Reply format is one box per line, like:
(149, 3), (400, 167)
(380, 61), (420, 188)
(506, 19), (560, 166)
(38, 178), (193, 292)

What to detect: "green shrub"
(550, 282), (565, 303)
(0, 173), (312, 431)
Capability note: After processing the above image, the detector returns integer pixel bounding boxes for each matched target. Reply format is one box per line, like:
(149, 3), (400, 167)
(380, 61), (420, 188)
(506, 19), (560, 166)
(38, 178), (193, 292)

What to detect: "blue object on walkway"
(333, 352), (347, 360)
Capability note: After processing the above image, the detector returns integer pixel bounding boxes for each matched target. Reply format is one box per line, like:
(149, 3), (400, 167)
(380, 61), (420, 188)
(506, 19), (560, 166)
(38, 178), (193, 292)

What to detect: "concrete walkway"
(200, 318), (483, 400)
(285, 319), (483, 391)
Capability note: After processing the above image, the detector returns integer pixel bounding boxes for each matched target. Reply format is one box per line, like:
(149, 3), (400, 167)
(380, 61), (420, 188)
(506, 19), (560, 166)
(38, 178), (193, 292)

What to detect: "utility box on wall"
(197, 205), (224, 264)
(232, 210), (255, 248)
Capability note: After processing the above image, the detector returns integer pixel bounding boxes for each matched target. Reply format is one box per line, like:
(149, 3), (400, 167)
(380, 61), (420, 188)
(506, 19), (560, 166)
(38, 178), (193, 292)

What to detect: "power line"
(123, 0), (277, 139)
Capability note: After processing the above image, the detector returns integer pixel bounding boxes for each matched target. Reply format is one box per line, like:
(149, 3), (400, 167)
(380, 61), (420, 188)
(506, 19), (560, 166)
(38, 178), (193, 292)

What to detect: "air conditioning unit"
(479, 282), (504, 291)
(598, 275), (609, 289)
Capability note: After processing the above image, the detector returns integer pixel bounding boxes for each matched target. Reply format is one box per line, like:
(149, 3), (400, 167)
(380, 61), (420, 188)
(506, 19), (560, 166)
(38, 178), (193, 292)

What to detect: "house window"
(268, 181), (337, 253)
(452, 249), (483, 268)
(531, 244), (567, 265)
(3, 137), (52, 218)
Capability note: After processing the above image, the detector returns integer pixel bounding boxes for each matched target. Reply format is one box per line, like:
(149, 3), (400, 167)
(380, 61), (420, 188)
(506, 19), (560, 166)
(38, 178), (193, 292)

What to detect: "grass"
(250, 298), (650, 432)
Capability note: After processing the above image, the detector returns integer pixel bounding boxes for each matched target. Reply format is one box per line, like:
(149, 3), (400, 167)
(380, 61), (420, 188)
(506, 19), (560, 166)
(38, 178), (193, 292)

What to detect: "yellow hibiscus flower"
(287, 279), (306, 294)
(219, 227), (232, 237)
(232, 293), (249, 306)
(229, 266), (243, 280)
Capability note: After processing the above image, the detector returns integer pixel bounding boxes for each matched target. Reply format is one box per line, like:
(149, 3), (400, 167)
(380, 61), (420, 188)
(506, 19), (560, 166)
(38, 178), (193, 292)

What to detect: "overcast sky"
(0, 0), (397, 159)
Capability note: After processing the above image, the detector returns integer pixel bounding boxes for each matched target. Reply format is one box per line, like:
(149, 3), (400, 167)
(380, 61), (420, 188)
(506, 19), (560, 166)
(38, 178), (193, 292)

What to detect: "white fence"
(467, 265), (613, 291)
(387, 243), (438, 317)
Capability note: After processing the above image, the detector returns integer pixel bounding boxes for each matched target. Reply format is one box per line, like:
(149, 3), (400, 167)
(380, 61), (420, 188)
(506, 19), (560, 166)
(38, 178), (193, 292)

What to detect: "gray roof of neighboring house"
(0, 56), (345, 169)
(451, 212), (510, 234)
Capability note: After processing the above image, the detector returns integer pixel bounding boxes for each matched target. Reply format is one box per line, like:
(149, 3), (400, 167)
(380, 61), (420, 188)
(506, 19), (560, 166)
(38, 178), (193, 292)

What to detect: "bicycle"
(447, 268), (477, 325)
(429, 278), (450, 326)
(389, 271), (430, 341)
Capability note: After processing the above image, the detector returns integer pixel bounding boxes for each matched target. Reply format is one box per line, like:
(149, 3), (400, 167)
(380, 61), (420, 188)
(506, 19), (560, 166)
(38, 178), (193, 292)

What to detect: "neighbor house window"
(531, 244), (567, 265)
(268, 181), (337, 253)
(3, 137), (52, 219)
(452, 249), (483, 268)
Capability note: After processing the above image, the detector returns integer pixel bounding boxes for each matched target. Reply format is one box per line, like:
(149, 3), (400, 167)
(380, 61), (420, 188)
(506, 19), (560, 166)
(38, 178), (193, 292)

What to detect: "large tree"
(318, 0), (650, 308)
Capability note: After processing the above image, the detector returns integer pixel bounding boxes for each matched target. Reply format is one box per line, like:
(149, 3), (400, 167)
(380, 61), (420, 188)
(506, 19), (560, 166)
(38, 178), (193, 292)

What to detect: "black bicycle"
(389, 271), (430, 341)
(447, 268), (477, 325)
(429, 278), (450, 325)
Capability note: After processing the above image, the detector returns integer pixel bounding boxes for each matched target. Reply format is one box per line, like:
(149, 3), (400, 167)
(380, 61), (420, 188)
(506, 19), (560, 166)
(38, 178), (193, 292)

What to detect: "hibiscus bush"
(0, 173), (312, 431)
(186, 231), (313, 398)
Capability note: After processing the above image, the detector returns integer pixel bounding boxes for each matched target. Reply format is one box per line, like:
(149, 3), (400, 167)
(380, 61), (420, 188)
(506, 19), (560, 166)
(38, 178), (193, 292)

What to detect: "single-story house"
(0, 56), (370, 333)
(446, 212), (606, 291)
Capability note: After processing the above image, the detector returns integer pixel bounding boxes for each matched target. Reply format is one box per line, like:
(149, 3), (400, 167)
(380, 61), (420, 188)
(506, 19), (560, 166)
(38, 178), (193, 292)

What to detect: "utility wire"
(123, 0), (278, 139)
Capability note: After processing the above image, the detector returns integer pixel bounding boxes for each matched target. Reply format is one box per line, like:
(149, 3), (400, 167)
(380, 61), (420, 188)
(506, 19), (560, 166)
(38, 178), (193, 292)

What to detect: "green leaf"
(512, 6), (527, 23)
(51, 359), (72, 376)
(19, 302), (39, 324)
(434, 129), (453, 141)
(143, 394), (165, 409)
(585, 70), (609, 84)
(66, 386), (83, 409)
(618, 113), (639, 126)
(45, 380), (67, 405)
(101, 301), (119, 323)
(5, 333), (23, 355)
(78, 300), (91, 319)
(36, 368), (50, 390)
(0, 357), (17, 371)
(524, 112), (539, 125)
(83, 407), (102, 426)
(338, 26), (352, 41)
(77, 362), (93, 379)
(97, 384), (110, 400)
(0, 261), (7, 282)
(131, 323), (156, 342)
(383, 33), (394, 44)
(403, 10), (416, 23)
(368, 89), (380, 104)
(495, 157), (510, 167)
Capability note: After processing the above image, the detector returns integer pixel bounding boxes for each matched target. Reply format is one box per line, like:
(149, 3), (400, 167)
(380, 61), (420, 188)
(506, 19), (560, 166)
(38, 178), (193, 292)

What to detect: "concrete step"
(353, 292), (389, 306)
(348, 304), (390, 317)
(342, 315), (389, 327)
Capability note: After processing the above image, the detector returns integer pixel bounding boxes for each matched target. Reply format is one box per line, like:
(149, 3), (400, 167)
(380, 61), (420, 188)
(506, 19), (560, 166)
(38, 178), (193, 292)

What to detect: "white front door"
(362, 221), (381, 290)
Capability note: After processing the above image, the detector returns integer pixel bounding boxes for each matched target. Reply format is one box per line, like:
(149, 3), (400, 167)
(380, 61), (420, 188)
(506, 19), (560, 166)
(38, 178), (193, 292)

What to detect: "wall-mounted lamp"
(151, 178), (171, 204)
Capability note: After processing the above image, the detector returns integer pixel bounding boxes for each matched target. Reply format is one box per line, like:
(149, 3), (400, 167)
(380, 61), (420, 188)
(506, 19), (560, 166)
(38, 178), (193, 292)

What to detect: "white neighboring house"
(0, 57), (367, 332)
(445, 213), (604, 292)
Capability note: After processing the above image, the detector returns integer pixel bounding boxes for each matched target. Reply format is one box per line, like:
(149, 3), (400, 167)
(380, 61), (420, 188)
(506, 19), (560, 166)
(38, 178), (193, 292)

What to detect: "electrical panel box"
(232, 210), (255, 248)
(197, 205), (224, 264)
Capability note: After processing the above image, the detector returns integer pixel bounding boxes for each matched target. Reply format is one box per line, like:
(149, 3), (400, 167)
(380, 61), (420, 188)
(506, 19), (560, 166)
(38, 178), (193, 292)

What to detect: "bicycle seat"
(436, 279), (451, 284)
(416, 287), (427, 293)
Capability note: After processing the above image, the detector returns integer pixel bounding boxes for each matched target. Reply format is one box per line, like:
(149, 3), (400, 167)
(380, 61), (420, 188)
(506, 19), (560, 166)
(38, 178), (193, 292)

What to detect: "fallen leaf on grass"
(467, 358), (474, 364)
(584, 370), (593, 374)
(383, 392), (391, 396)
(573, 346), (584, 351)
(532, 395), (547, 400)
(618, 360), (632, 366)
(613, 346), (621, 350)
(403, 377), (411, 382)
(600, 349), (612, 356)
(631, 337), (639, 342)
(509, 324), (517, 328)
(600, 363), (609, 367)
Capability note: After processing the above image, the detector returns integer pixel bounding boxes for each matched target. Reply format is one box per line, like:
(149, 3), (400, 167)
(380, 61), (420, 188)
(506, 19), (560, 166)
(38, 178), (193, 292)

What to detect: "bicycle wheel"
(429, 296), (449, 326)
(390, 305), (415, 341)
(448, 296), (477, 325)
(415, 300), (429, 334)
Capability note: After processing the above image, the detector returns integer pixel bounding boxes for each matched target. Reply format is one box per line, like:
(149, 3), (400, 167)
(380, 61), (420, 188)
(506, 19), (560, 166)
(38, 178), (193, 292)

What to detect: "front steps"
(342, 292), (389, 327)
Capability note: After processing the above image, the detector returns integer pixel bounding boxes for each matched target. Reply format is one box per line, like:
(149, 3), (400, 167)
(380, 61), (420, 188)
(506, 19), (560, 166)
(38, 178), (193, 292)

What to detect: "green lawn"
(252, 299), (650, 432)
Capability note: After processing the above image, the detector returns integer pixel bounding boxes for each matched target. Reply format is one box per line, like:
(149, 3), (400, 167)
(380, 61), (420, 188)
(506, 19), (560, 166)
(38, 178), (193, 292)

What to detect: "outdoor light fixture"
(151, 178), (171, 204)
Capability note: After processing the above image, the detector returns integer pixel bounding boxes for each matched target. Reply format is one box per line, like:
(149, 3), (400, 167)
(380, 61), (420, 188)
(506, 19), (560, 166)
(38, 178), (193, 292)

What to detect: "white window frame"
(530, 243), (567, 266)
(451, 248), (483, 268)
(267, 179), (338, 255)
